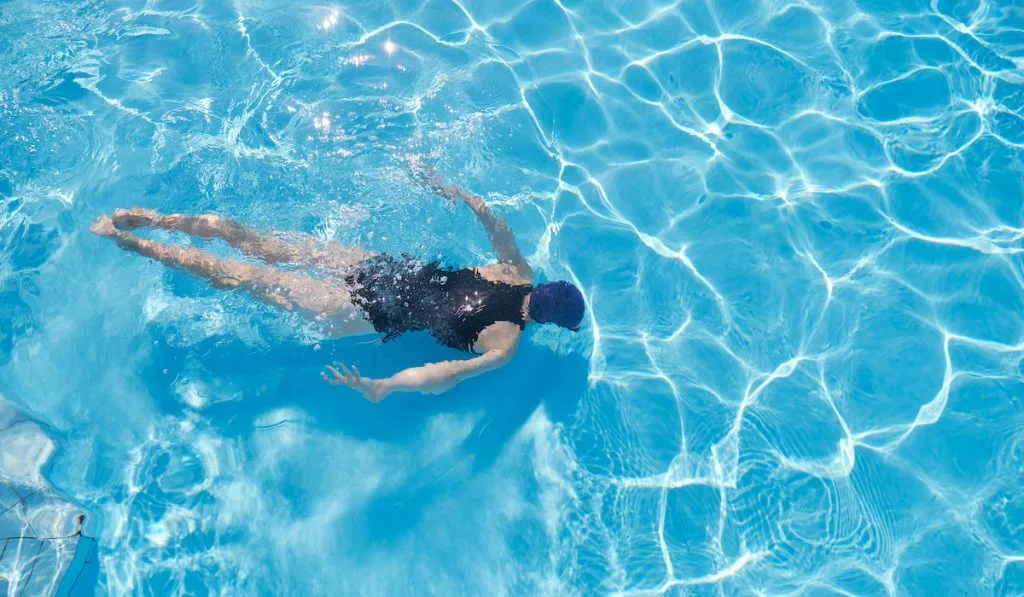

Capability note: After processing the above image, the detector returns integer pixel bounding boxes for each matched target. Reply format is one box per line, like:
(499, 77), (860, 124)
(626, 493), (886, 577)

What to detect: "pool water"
(2, 0), (1024, 594)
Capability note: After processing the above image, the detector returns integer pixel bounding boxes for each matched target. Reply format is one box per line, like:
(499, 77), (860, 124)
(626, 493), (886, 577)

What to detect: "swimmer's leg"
(113, 208), (370, 274)
(91, 216), (374, 335)
(112, 208), (313, 264)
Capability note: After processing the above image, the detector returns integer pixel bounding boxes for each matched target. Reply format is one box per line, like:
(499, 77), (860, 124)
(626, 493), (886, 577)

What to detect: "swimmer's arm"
(456, 190), (531, 277)
(323, 349), (514, 401)
(378, 347), (514, 400)
(410, 162), (532, 277)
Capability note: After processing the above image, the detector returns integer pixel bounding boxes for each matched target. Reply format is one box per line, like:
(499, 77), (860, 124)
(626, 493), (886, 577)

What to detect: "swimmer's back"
(346, 253), (532, 352)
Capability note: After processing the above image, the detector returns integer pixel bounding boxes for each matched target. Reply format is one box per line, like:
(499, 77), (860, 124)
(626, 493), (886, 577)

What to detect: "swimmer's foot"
(89, 215), (118, 237)
(112, 207), (162, 230)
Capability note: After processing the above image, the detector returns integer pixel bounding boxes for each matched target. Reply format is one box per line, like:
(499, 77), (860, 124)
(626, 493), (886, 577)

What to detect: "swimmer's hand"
(407, 159), (459, 202)
(322, 364), (387, 403)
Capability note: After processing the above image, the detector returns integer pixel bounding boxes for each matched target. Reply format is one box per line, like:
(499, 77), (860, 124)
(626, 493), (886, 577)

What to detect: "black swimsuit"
(346, 254), (532, 353)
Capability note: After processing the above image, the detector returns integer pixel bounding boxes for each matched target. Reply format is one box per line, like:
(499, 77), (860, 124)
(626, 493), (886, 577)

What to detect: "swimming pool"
(1, 0), (1023, 594)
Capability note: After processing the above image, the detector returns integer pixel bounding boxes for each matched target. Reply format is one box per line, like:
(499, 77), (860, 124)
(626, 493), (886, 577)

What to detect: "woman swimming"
(89, 165), (585, 403)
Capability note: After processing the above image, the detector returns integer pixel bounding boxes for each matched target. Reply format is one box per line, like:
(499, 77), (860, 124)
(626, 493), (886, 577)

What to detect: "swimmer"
(90, 163), (585, 403)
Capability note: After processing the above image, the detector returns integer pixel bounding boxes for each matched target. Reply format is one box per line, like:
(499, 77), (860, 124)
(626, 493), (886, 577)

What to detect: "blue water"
(1, 0), (1023, 594)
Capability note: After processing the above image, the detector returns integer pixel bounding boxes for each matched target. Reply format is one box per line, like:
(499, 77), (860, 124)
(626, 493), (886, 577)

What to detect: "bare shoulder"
(475, 263), (531, 286)
(475, 321), (521, 354)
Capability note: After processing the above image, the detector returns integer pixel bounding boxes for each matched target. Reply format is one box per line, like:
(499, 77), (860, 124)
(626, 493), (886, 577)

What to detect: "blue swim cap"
(529, 281), (585, 330)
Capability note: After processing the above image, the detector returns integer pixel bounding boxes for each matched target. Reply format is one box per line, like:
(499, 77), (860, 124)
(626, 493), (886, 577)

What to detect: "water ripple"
(1, 0), (1023, 594)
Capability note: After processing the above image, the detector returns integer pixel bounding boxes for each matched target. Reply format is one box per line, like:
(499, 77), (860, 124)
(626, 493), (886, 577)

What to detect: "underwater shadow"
(140, 325), (588, 547)
(348, 335), (588, 545)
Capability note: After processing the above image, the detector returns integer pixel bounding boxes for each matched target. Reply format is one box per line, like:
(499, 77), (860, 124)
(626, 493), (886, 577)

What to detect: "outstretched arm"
(322, 347), (514, 402)
(410, 162), (533, 278)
